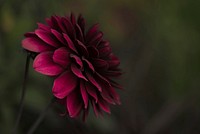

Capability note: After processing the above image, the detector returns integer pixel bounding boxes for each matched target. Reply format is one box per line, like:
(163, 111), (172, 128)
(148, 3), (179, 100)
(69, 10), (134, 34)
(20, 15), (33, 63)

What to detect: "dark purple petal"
(62, 17), (76, 38)
(95, 72), (111, 87)
(92, 101), (99, 117)
(47, 16), (60, 30)
(86, 24), (99, 42)
(98, 99), (111, 114)
(92, 58), (109, 69)
(108, 60), (120, 68)
(82, 57), (95, 72)
(101, 88), (115, 104)
(71, 64), (87, 81)
(77, 14), (85, 33)
(53, 47), (70, 68)
(99, 47), (111, 58)
(33, 52), (63, 76)
(87, 46), (99, 58)
(35, 29), (60, 47)
(66, 90), (82, 117)
(80, 81), (88, 109)
(55, 16), (67, 33)
(51, 29), (65, 44)
(108, 86), (121, 105)
(22, 37), (54, 52)
(45, 18), (53, 27)
(104, 70), (122, 77)
(52, 70), (78, 99)
(70, 13), (76, 26)
(76, 40), (89, 57)
(85, 82), (98, 103)
(98, 40), (110, 49)
(107, 78), (123, 90)
(98, 41), (112, 58)
(75, 24), (84, 42)
(85, 71), (102, 92)
(24, 32), (36, 37)
(37, 23), (50, 32)
(70, 54), (83, 69)
(88, 32), (103, 46)
(63, 33), (78, 53)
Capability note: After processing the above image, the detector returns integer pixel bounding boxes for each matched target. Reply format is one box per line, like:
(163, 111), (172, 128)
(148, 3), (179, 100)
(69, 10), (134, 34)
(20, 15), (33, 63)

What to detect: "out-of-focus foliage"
(0, 0), (200, 134)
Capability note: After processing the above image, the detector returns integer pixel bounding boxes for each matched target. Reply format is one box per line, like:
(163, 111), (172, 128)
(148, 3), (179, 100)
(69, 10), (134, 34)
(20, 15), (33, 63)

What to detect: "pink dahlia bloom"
(22, 14), (122, 120)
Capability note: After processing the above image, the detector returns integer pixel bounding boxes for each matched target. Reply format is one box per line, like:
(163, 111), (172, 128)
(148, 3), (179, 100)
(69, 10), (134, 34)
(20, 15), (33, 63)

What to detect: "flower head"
(22, 13), (122, 120)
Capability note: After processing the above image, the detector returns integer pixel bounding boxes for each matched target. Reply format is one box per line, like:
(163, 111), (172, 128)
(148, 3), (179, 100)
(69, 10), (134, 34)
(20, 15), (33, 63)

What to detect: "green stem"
(12, 53), (31, 134)
(27, 98), (55, 134)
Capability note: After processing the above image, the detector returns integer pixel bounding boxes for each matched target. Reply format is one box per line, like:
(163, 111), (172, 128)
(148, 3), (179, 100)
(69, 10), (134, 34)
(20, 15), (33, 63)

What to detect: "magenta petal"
(86, 24), (99, 42)
(71, 64), (87, 81)
(56, 16), (68, 33)
(101, 88), (115, 105)
(108, 86), (121, 105)
(22, 37), (54, 52)
(108, 60), (120, 68)
(92, 101), (99, 117)
(53, 47), (70, 68)
(24, 32), (36, 37)
(78, 14), (85, 33)
(63, 33), (78, 53)
(82, 57), (95, 72)
(76, 40), (89, 57)
(109, 78), (123, 90)
(88, 32), (103, 46)
(98, 99), (111, 114)
(99, 47), (111, 58)
(66, 91), (82, 117)
(46, 17), (54, 28)
(62, 18), (75, 38)
(75, 24), (84, 42)
(70, 54), (83, 69)
(92, 58), (108, 69)
(53, 71), (78, 99)
(86, 72), (102, 92)
(70, 13), (76, 26)
(37, 23), (50, 32)
(95, 72), (111, 86)
(85, 83), (98, 103)
(80, 81), (88, 109)
(35, 29), (60, 47)
(87, 46), (99, 58)
(33, 52), (63, 76)
(51, 29), (65, 44)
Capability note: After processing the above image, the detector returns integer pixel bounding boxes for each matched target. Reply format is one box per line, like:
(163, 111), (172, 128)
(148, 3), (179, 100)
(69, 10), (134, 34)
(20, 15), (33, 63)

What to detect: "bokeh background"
(0, 0), (200, 134)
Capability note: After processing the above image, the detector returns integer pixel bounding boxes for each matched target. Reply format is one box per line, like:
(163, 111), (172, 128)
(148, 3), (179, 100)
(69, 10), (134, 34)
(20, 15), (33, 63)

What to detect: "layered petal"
(33, 52), (63, 76)
(66, 90), (82, 117)
(80, 80), (88, 109)
(52, 70), (78, 99)
(22, 37), (54, 52)
(63, 33), (78, 53)
(53, 47), (70, 68)
(71, 64), (87, 81)
(85, 82), (98, 103)
(85, 71), (102, 92)
(35, 29), (60, 48)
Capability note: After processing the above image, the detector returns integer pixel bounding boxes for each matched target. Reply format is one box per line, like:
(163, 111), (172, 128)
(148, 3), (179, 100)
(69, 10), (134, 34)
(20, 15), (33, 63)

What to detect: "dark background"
(0, 0), (200, 134)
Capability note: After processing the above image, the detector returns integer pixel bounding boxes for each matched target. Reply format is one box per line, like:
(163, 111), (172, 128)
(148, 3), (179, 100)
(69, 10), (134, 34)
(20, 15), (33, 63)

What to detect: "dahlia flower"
(22, 13), (122, 120)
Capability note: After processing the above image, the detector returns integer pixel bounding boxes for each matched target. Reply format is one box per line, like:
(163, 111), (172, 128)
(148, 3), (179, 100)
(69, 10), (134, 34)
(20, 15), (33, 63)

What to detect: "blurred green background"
(0, 0), (200, 134)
